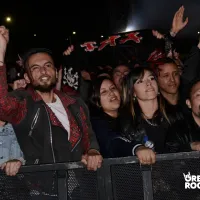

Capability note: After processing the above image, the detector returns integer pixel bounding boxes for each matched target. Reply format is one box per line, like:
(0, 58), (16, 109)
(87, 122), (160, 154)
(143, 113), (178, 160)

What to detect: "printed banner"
(69, 29), (165, 70)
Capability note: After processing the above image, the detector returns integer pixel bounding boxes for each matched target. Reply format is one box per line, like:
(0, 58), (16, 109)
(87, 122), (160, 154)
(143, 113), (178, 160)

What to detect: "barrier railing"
(1, 151), (200, 200)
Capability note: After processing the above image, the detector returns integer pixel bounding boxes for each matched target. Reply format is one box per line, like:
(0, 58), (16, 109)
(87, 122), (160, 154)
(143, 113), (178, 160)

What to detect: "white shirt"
(47, 95), (70, 139)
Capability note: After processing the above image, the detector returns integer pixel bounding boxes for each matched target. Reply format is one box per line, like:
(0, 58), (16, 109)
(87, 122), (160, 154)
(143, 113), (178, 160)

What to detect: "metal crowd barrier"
(1, 151), (200, 200)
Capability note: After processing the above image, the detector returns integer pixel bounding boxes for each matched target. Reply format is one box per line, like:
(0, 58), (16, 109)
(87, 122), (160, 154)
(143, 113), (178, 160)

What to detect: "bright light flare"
(125, 25), (136, 32)
(6, 17), (11, 22)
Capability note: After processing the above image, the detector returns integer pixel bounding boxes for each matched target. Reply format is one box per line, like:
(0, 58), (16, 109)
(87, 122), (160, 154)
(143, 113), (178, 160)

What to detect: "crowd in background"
(1, 6), (200, 180)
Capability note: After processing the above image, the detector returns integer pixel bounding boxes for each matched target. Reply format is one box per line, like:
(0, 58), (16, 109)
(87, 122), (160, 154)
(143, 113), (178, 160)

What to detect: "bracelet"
(170, 30), (177, 37)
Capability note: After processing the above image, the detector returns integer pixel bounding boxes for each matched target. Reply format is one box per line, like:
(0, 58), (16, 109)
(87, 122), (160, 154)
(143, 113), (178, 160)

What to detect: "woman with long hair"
(121, 66), (192, 165)
(89, 77), (138, 158)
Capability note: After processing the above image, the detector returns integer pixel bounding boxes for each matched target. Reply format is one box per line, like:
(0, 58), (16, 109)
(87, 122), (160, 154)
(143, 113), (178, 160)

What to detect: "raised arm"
(0, 26), (27, 124)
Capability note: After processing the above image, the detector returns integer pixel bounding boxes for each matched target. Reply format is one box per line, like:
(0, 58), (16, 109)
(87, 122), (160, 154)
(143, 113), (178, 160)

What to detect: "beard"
(32, 78), (57, 93)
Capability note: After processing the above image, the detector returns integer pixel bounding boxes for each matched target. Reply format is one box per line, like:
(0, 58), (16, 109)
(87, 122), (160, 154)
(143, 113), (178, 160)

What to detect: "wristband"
(170, 30), (177, 37)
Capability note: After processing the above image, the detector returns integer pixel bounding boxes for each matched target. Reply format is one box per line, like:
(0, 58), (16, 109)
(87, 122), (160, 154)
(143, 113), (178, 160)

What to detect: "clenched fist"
(0, 26), (9, 53)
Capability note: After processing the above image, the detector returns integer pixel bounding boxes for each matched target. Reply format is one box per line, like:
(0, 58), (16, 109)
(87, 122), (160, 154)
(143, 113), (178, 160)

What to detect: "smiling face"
(100, 79), (121, 113)
(157, 62), (180, 95)
(24, 52), (57, 92)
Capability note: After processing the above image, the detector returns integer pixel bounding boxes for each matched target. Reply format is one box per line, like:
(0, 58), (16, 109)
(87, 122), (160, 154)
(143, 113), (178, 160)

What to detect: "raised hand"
(171, 6), (188, 35)
(0, 26), (9, 55)
(16, 54), (24, 67)
(63, 45), (74, 56)
(152, 30), (164, 40)
(13, 79), (27, 90)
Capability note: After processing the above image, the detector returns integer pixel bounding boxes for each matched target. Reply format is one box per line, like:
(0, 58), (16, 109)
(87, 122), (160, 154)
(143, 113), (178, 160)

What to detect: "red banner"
(80, 32), (143, 52)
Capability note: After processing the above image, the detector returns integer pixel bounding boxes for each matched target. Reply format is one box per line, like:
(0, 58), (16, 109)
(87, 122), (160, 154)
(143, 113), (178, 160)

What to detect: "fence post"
(96, 166), (107, 200)
(57, 170), (68, 200)
(103, 164), (114, 200)
(141, 165), (153, 200)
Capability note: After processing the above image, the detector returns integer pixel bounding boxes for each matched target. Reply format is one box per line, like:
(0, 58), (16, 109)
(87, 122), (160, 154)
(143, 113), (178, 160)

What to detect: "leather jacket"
(120, 107), (192, 154)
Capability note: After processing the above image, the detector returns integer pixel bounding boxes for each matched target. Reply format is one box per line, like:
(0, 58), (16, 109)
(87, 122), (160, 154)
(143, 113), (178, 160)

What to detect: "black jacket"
(120, 106), (192, 154)
(8, 89), (99, 165)
(185, 113), (200, 142)
(90, 109), (136, 158)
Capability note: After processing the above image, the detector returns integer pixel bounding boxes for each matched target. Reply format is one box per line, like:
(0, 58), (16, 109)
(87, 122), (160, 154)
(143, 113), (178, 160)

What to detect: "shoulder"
(0, 123), (15, 135)
(56, 90), (90, 116)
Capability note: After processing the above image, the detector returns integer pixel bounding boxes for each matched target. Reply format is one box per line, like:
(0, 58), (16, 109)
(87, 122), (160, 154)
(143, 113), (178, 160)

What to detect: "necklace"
(142, 113), (158, 127)
(144, 118), (158, 126)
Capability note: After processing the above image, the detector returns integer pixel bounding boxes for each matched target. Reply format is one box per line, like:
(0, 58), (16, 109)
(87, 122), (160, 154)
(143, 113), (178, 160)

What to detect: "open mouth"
(40, 76), (50, 81)
(110, 97), (118, 102)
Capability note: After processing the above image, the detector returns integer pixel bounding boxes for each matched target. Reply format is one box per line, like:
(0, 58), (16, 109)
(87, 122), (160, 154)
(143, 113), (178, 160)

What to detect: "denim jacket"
(0, 123), (24, 165)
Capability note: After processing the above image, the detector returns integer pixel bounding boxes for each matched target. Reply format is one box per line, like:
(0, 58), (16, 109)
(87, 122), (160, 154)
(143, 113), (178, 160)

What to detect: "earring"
(158, 91), (160, 95)
(133, 96), (136, 101)
(97, 102), (101, 108)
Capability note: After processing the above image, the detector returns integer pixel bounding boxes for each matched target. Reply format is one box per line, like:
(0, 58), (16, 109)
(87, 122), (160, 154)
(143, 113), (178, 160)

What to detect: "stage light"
(6, 17), (11, 22)
(125, 25), (136, 32)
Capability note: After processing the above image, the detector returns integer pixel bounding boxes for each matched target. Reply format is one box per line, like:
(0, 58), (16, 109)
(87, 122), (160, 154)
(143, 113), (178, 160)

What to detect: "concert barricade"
(0, 151), (200, 200)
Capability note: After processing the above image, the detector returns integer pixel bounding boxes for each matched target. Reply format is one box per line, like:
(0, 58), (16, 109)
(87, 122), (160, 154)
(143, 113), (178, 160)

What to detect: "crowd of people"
(0, 6), (200, 182)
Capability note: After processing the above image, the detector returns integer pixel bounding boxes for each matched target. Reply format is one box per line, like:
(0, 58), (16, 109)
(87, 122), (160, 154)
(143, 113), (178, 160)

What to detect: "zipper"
(28, 108), (40, 136)
(71, 112), (83, 152)
(34, 159), (39, 164)
(28, 108), (41, 164)
(43, 105), (56, 192)
(43, 105), (56, 163)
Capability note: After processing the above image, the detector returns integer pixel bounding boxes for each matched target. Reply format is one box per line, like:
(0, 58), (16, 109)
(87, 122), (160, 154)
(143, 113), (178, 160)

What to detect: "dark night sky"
(0, 0), (199, 61)
(0, 1), (110, 55)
